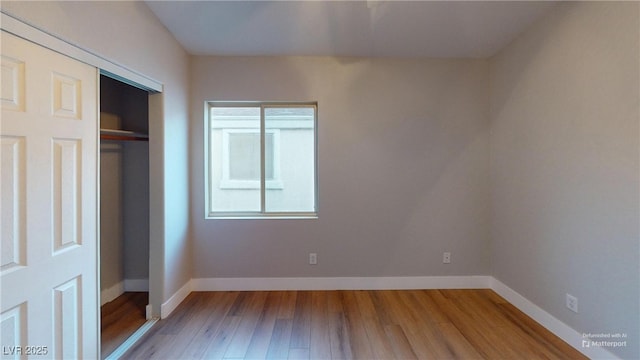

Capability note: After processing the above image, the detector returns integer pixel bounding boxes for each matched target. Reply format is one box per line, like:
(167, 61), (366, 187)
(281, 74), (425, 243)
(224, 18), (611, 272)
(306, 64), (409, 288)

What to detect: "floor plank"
(353, 291), (395, 359)
(309, 291), (332, 360)
(101, 292), (148, 359)
(290, 291), (312, 349)
(266, 319), (293, 359)
(384, 324), (418, 359)
(245, 292), (283, 359)
(341, 291), (374, 359)
(225, 292), (269, 359)
(123, 290), (588, 360)
(175, 292), (237, 359)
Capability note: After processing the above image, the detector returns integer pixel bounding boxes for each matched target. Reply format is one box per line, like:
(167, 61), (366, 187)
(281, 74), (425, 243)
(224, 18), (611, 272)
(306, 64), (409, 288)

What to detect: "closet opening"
(99, 74), (151, 359)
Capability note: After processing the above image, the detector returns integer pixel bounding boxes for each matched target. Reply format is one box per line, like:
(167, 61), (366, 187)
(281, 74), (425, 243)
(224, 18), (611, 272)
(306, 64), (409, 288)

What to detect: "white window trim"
(219, 128), (283, 190)
(205, 101), (318, 219)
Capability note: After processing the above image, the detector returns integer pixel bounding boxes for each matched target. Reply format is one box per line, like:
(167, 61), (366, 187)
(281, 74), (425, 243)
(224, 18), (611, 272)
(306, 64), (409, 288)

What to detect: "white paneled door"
(1, 31), (98, 359)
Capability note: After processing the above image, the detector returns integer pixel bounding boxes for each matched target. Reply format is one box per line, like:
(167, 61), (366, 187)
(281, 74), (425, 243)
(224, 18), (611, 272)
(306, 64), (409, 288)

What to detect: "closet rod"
(100, 129), (149, 142)
(100, 134), (148, 142)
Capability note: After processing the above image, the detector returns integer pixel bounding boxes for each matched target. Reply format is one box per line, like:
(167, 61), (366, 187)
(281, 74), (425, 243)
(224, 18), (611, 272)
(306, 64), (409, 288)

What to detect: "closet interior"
(99, 75), (150, 359)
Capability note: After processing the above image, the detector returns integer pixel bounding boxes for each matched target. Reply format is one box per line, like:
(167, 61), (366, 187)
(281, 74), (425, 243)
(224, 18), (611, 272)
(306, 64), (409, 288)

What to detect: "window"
(206, 102), (317, 218)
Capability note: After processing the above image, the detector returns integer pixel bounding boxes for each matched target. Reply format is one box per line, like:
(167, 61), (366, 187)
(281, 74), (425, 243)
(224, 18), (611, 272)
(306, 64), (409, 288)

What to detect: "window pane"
(264, 107), (315, 213)
(210, 107), (261, 212)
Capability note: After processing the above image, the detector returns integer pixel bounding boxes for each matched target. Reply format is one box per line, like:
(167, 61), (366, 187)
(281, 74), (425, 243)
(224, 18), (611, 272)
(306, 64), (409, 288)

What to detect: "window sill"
(206, 213), (317, 220)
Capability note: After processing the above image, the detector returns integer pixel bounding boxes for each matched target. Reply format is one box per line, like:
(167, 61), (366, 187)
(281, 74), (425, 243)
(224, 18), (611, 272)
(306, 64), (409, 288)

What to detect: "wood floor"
(101, 292), (148, 359)
(123, 290), (586, 359)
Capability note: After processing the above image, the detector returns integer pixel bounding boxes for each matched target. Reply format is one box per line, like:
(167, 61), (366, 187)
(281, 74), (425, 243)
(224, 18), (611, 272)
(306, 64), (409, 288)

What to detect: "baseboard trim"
(489, 278), (619, 360)
(124, 278), (149, 292)
(191, 275), (491, 291)
(100, 281), (124, 306)
(101, 279), (149, 306)
(160, 279), (192, 319)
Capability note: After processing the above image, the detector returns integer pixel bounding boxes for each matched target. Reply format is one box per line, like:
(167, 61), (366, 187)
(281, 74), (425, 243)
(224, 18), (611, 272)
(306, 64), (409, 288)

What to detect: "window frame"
(205, 101), (318, 219)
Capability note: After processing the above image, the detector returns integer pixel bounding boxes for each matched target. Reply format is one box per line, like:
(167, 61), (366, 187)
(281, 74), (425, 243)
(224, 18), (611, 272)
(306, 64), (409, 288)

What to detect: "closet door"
(1, 31), (98, 358)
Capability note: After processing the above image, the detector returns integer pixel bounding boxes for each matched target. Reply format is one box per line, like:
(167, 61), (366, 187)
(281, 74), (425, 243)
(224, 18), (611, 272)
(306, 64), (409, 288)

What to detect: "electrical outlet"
(309, 253), (317, 265)
(443, 252), (451, 264)
(566, 294), (578, 313)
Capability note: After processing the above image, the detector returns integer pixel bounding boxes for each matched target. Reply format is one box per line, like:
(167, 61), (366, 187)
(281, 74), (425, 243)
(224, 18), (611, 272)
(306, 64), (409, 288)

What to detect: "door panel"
(1, 136), (26, 273)
(1, 31), (98, 359)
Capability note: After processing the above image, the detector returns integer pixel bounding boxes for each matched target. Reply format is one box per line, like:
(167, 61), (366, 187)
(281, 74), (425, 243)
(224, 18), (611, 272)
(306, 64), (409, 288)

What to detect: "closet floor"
(101, 292), (148, 359)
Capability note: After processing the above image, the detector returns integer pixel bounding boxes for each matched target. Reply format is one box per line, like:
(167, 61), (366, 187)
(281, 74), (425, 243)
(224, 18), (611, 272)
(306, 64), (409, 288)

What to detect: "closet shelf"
(100, 129), (149, 142)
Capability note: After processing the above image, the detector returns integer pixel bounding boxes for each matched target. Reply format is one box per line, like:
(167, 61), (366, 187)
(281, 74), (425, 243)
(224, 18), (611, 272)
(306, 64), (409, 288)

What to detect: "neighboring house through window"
(206, 102), (317, 218)
(220, 128), (282, 190)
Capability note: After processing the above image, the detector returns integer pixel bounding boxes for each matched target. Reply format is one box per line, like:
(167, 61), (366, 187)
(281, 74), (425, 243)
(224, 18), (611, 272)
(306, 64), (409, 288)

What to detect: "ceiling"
(146, 1), (555, 58)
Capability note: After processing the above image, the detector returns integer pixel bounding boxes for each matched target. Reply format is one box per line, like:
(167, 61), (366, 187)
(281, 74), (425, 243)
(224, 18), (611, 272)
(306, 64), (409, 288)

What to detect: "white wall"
(191, 56), (491, 278)
(490, 2), (639, 359)
(1, 1), (192, 316)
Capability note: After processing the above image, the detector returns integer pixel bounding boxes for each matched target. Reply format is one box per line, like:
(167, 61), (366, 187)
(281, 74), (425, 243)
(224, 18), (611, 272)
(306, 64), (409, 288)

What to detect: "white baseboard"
(100, 281), (124, 306)
(191, 275), (491, 291)
(490, 278), (619, 360)
(160, 279), (192, 319)
(101, 279), (149, 306)
(124, 278), (149, 292)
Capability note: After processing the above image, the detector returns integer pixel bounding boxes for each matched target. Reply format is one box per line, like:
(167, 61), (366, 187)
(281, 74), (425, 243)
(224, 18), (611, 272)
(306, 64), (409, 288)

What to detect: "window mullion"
(260, 105), (266, 213)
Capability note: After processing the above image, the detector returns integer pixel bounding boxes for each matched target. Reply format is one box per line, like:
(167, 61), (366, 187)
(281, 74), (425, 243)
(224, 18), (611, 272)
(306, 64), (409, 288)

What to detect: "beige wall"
(489, 2), (639, 358)
(1, 1), (192, 315)
(191, 56), (491, 278)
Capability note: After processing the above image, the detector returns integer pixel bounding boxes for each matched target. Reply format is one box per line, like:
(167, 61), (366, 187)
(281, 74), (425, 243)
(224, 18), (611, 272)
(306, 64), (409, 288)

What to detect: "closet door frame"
(1, 10), (164, 350)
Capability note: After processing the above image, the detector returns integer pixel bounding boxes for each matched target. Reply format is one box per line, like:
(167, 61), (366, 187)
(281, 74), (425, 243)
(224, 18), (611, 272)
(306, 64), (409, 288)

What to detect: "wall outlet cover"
(566, 293), (578, 313)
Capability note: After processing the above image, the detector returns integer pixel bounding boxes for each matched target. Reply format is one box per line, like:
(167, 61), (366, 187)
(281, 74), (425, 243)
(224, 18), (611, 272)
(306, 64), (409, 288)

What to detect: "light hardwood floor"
(101, 292), (148, 359)
(123, 289), (586, 359)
